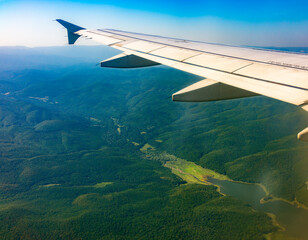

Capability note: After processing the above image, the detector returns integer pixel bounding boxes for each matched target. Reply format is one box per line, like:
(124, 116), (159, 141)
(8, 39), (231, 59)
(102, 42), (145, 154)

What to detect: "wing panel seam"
(231, 63), (254, 73)
(119, 45), (308, 92)
(147, 45), (167, 53)
(181, 52), (204, 62)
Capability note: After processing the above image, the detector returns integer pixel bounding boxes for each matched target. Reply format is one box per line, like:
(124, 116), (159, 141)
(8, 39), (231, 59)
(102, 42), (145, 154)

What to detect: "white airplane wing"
(56, 19), (308, 141)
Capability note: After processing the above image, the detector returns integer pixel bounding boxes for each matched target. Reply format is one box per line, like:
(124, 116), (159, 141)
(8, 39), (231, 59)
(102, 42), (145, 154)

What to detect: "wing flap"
(149, 46), (200, 61)
(234, 63), (308, 89)
(184, 53), (252, 73)
(120, 40), (164, 52)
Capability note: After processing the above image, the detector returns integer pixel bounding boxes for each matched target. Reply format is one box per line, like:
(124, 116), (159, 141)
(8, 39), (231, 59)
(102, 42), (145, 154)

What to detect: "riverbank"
(140, 145), (308, 240)
(145, 146), (308, 211)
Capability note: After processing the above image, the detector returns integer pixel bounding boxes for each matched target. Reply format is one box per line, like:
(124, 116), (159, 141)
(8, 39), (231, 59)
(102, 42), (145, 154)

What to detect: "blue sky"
(0, 0), (307, 47)
(57, 0), (308, 22)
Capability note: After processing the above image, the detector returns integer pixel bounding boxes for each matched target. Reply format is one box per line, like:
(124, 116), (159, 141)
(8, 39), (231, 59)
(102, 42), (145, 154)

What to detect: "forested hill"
(0, 45), (307, 239)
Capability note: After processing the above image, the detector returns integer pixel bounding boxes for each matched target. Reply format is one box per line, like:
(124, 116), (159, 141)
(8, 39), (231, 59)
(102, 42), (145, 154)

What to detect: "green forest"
(0, 46), (307, 239)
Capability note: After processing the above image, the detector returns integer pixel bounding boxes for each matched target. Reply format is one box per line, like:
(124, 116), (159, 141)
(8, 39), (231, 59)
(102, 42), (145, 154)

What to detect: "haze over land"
(0, 46), (307, 239)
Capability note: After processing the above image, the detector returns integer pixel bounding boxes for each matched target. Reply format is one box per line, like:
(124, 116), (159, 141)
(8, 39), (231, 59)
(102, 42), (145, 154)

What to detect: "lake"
(208, 178), (308, 240)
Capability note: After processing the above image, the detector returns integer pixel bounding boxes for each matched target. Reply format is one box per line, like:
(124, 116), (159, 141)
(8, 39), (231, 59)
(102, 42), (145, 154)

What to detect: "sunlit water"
(208, 178), (308, 240)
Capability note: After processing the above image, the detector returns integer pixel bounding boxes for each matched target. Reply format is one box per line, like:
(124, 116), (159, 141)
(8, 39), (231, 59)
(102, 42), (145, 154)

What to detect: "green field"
(140, 144), (229, 185)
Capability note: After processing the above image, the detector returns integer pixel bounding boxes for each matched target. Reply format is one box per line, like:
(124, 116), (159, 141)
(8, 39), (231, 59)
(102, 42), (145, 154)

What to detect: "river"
(208, 178), (308, 240)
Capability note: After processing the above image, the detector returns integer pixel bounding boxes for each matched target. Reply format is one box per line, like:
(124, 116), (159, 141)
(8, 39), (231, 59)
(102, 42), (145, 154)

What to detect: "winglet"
(56, 19), (85, 44)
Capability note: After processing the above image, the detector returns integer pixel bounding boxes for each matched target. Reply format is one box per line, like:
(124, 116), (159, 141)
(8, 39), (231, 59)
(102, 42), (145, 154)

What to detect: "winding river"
(208, 177), (308, 240)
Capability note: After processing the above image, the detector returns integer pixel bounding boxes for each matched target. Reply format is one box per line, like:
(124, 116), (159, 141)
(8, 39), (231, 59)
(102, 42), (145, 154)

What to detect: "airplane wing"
(56, 19), (308, 141)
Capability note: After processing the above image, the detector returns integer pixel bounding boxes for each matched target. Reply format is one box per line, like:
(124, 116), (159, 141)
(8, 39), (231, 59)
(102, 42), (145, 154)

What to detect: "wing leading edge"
(56, 19), (308, 141)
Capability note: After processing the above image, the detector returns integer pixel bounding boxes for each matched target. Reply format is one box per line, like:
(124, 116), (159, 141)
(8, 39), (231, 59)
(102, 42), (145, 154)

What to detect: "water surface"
(208, 178), (308, 240)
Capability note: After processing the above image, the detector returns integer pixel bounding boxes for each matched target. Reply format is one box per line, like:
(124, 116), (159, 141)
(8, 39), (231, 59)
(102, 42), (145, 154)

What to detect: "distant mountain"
(0, 45), (119, 71)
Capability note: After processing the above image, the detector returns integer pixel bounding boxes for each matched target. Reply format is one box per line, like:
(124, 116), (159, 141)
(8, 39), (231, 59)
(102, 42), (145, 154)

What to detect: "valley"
(0, 45), (307, 239)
